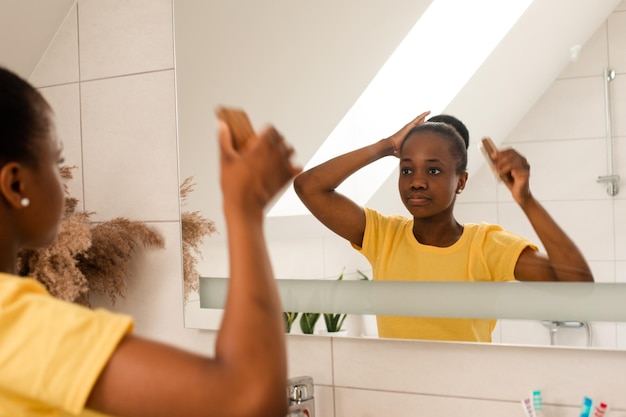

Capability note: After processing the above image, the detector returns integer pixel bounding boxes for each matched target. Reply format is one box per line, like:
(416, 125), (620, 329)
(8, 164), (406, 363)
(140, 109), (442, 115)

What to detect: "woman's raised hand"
(386, 111), (430, 156)
(492, 147), (532, 205)
(218, 121), (302, 211)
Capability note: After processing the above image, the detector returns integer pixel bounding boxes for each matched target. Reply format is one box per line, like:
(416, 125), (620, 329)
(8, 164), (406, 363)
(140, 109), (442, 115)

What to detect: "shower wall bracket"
(597, 174), (619, 196)
(597, 67), (619, 196)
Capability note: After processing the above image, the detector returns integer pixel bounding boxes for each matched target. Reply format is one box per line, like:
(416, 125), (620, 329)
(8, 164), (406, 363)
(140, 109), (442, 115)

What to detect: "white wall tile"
(590, 260), (617, 284)
(334, 387), (526, 417)
(78, 0), (174, 80)
(506, 77), (606, 142)
(499, 319), (552, 347)
(560, 22), (609, 79)
(269, 237), (327, 279)
(312, 385), (334, 417)
(616, 136), (626, 182)
(498, 139), (608, 202)
(322, 235), (370, 280)
(591, 321), (618, 350)
(454, 202), (498, 225)
(195, 240), (229, 278)
(459, 163), (499, 203)
(265, 214), (335, 241)
(30, 3), (79, 87)
(614, 200), (626, 259)
(80, 70), (179, 222)
(38, 83), (84, 212)
(617, 261), (626, 284)
(612, 75), (626, 137)
(498, 200), (614, 262)
(332, 337), (626, 409)
(286, 334), (333, 385)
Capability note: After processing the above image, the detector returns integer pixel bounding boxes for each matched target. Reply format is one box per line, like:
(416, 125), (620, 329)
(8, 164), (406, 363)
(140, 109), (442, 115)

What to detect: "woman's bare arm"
(293, 111), (429, 247)
(491, 147), (593, 282)
(86, 121), (302, 417)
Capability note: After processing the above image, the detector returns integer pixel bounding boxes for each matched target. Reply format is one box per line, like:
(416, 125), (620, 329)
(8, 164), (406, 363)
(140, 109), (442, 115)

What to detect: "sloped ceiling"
(175, 0), (621, 222)
(368, 0), (622, 214)
(0, 0), (621, 222)
(0, 0), (76, 79)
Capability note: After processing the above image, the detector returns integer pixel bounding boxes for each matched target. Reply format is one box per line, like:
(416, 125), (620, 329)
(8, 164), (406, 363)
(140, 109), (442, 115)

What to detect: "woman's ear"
(456, 171), (469, 194)
(0, 162), (29, 209)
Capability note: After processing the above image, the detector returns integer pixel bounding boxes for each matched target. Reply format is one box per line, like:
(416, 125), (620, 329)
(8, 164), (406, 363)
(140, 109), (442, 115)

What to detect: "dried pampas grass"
(16, 166), (165, 307)
(180, 177), (217, 303)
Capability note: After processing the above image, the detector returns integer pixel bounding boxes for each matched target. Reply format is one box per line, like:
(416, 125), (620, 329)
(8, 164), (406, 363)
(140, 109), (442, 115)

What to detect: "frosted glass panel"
(200, 278), (626, 322)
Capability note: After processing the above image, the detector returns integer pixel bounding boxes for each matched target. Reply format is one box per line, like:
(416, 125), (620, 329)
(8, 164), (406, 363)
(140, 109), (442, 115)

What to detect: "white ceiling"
(0, 0), (621, 219)
(0, 0), (76, 79)
(175, 0), (622, 220)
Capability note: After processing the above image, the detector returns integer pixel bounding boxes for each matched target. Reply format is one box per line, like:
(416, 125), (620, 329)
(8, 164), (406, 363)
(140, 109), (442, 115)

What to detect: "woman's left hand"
(492, 147), (532, 205)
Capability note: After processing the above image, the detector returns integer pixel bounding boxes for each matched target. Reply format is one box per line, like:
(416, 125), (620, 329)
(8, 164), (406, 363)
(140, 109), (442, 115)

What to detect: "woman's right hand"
(385, 111), (430, 156)
(218, 121), (302, 212)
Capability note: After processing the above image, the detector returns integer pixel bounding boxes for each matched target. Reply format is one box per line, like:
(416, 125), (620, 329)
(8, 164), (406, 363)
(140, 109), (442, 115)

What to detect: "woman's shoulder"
(463, 222), (505, 233)
(0, 272), (49, 295)
(463, 222), (531, 245)
(364, 207), (412, 229)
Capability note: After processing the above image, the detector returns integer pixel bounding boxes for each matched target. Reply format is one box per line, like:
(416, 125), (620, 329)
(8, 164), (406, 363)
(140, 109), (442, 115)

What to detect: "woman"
(0, 66), (301, 417)
(293, 111), (593, 342)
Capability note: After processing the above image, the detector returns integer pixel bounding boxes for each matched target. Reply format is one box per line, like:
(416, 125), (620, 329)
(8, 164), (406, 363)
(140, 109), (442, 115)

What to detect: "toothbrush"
(580, 397), (593, 417)
(532, 390), (545, 417)
(593, 402), (608, 417)
(521, 397), (536, 417)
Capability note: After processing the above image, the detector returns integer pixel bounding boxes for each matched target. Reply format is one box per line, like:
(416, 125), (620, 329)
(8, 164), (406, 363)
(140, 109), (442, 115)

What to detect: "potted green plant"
(299, 312), (320, 335)
(323, 310), (347, 334)
(283, 311), (298, 333)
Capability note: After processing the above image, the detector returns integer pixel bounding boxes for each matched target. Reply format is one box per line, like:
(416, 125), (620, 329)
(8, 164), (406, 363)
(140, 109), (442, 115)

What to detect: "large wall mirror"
(175, 0), (626, 349)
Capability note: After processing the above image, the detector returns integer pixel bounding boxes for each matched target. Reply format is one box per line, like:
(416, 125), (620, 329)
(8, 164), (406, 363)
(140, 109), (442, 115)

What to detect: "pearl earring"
(21, 197), (30, 207)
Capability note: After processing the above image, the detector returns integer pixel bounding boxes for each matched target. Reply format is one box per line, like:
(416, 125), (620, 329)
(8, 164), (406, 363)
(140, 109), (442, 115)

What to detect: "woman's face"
(23, 113), (65, 248)
(398, 131), (465, 219)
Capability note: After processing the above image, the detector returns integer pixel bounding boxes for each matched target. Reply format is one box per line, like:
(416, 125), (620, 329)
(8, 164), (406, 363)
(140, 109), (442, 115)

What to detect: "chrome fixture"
(287, 376), (315, 417)
(597, 67), (619, 196)
(541, 320), (592, 347)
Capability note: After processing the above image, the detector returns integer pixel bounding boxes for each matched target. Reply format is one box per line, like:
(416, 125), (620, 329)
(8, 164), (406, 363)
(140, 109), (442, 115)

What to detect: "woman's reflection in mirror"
(293, 111), (593, 343)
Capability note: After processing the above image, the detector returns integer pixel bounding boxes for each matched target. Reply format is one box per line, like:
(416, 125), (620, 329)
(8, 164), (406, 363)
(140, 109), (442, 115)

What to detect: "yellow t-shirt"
(0, 273), (133, 416)
(353, 207), (536, 342)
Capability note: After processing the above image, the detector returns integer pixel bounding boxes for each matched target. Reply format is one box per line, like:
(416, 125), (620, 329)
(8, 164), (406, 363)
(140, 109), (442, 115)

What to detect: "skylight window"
(268, 0), (533, 217)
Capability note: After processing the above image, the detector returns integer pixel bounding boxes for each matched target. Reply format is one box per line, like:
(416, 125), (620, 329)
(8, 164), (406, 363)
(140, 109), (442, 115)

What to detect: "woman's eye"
(400, 167), (412, 175)
(428, 167), (441, 175)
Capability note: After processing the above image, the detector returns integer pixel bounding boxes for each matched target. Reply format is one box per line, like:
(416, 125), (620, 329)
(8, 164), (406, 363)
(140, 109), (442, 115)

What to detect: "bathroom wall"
(457, 0), (626, 349)
(494, 0), (626, 349)
(372, 0), (626, 349)
(27, 0), (626, 416)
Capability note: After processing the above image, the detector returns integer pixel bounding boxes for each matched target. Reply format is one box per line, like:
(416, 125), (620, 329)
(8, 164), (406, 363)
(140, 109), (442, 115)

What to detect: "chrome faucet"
(287, 376), (315, 417)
